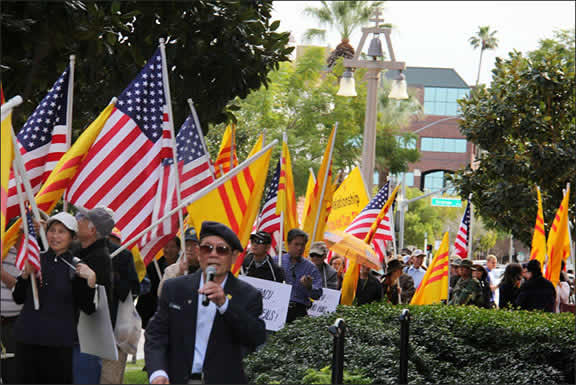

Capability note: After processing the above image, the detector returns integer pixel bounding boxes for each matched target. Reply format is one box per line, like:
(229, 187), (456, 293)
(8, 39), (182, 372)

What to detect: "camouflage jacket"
(449, 277), (482, 306)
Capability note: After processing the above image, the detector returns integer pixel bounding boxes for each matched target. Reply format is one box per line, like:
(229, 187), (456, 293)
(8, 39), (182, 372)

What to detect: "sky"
(271, 1), (575, 87)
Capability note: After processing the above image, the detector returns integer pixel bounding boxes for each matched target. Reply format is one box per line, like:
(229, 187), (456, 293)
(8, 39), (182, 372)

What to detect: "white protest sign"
(238, 275), (292, 331)
(307, 288), (341, 317)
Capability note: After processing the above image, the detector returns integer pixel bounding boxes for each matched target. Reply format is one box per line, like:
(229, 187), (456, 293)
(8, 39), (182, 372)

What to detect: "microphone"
(72, 257), (83, 267)
(202, 265), (217, 306)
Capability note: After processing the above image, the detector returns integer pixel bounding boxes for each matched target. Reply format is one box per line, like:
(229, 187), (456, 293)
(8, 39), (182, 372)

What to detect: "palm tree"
(303, 1), (385, 68)
(469, 26), (499, 86)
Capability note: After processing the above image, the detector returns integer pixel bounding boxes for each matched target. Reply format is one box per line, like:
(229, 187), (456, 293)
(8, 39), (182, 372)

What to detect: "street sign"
(431, 197), (462, 207)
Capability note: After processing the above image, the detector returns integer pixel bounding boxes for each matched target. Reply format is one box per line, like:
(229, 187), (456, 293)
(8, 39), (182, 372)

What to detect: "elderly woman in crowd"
(12, 212), (97, 384)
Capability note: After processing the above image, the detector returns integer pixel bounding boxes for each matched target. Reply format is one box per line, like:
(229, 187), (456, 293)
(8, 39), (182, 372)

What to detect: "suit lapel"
(185, 271), (202, 372)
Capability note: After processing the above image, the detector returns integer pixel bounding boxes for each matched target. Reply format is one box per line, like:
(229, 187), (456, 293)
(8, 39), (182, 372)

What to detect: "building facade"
(388, 67), (473, 193)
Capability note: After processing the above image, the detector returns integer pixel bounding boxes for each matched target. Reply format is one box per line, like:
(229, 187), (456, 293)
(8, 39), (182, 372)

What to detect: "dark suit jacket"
(144, 270), (266, 384)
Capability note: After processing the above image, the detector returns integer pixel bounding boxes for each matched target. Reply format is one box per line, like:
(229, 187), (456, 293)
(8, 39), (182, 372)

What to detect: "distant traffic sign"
(431, 197), (462, 207)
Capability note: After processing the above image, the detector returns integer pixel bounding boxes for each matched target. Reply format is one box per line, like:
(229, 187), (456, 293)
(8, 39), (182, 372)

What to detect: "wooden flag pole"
(13, 161), (40, 310)
(311, 123), (338, 244)
(63, 55), (75, 213)
(159, 38), (186, 262)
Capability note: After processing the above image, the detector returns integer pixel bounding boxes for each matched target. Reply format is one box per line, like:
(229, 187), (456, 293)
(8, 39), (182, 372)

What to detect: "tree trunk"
(475, 48), (484, 86)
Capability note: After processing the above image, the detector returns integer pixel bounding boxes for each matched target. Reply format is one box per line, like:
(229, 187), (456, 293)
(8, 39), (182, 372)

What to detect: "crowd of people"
(1, 211), (574, 384)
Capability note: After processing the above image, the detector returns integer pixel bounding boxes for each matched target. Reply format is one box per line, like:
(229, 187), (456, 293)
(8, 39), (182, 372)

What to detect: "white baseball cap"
(46, 212), (79, 233)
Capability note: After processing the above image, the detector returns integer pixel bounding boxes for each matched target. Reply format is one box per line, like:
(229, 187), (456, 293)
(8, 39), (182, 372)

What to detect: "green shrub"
(245, 303), (575, 384)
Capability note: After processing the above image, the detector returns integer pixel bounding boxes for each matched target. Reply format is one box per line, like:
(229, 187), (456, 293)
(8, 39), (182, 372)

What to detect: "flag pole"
(9, 111), (49, 251)
(389, 176), (398, 260)
(187, 98), (216, 179)
(63, 55), (75, 213)
(159, 38), (186, 257)
(467, 193), (473, 260)
(13, 161), (40, 310)
(111, 140), (278, 257)
(311, 123), (338, 244)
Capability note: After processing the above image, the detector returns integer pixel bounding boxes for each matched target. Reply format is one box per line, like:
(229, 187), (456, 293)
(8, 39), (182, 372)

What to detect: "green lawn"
(124, 359), (148, 384)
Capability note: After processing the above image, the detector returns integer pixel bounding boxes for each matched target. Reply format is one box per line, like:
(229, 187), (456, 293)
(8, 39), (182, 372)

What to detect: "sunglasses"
(251, 238), (268, 245)
(199, 243), (231, 256)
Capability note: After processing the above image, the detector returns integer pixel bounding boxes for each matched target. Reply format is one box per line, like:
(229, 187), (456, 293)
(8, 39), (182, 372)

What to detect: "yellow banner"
(326, 167), (369, 232)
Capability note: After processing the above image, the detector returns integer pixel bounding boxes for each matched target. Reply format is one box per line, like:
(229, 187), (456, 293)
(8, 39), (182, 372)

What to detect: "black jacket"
(108, 241), (140, 327)
(356, 273), (382, 305)
(73, 238), (113, 319)
(515, 274), (556, 312)
(12, 250), (95, 347)
(136, 257), (168, 329)
(242, 253), (285, 283)
(499, 282), (520, 309)
(144, 270), (266, 384)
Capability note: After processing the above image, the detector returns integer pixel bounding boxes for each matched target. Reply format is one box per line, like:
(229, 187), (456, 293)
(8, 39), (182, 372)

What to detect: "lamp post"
(337, 9), (408, 196)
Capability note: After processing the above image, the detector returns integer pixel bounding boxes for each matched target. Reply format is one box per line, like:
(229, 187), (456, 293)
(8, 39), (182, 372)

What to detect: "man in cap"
(309, 241), (339, 290)
(241, 231), (284, 283)
(158, 228), (201, 296)
(281, 229), (323, 323)
(449, 256), (462, 300)
(448, 259), (483, 306)
(145, 221), (266, 384)
(73, 206), (116, 384)
(404, 249), (427, 289)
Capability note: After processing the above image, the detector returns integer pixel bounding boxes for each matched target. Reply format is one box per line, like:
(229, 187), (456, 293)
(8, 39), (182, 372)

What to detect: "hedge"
(245, 303), (575, 384)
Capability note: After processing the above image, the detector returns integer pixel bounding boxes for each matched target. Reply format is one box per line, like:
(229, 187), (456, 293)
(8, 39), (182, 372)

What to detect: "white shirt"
(149, 274), (229, 384)
(405, 266), (426, 289)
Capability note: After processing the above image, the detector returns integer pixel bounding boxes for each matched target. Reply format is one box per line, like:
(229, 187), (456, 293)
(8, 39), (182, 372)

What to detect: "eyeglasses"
(251, 238), (268, 245)
(199, 243), (231, 256)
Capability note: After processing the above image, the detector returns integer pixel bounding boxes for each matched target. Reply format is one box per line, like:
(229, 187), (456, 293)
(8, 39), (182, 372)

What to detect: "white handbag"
(114, 291), (142, 355)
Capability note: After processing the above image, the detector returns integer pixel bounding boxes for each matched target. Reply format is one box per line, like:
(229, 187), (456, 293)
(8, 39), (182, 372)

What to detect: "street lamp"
(336, 8), (408, 196)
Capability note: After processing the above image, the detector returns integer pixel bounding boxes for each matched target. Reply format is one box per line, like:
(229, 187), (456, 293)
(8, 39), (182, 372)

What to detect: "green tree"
(1, 1), (292, 136)
(469, 25), (499, 86)
(303, 1), (384, 68)
(452, 29), (576, 246)
(207, 50), (420, 198)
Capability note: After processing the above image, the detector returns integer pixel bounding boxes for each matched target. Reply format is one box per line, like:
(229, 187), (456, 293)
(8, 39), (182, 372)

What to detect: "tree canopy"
(1, 0), (293, 136)
(452, 29), (576, 245)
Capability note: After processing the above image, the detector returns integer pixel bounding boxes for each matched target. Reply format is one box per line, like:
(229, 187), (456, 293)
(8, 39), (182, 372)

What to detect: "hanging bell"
(367, 35), (383, 59)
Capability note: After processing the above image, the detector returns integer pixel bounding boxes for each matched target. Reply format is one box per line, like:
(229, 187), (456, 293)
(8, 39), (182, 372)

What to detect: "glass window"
(420, 137), (467, 153)
(395, 136), (416, 149)
(423, 171), (457, 194)
(424, 87), (470, 117)
(393, 172), (414, 187)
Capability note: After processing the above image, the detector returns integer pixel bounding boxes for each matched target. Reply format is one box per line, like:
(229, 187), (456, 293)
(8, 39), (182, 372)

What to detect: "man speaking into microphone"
(145, 221), (266, 384)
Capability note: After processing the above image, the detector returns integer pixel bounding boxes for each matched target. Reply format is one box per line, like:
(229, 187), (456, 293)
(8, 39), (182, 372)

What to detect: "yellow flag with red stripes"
(545, 186), (570, 287)
(276, 140), (299, 234)
(1, 95), (15, 254)
(2, 103), (114, 258)
(529, 186), (547, 265)
(301, 169), (316, 227)
(410, 232), (450, 305)
(213, 124), (239, 178)
(186, 144), (273, 275)
(302, 125), (337, 246)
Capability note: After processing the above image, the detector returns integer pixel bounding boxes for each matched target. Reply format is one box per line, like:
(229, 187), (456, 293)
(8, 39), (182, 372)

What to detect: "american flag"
(16, 207), (41, 271)
(342, 181), (394, 264)
(139, 113), (215, 264)
(66, 49), (169, 247)
(6, 67), (70, 221)
(254, 160), (282, 257)
(454, 199), (471, 259)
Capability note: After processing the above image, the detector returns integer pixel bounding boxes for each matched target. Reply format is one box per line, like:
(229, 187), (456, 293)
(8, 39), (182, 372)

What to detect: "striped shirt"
(1, 247), (23, 317)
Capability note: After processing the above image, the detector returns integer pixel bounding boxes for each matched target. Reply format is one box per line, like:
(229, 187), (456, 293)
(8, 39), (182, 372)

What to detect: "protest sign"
(308, 288), (341, 317)
(239, 275), (292, 331)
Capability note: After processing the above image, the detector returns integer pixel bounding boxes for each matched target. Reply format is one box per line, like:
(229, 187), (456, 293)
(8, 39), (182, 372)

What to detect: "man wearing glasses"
(309, 241), (339, 290)
(241, 231), (285, 283)
(280, 229), (323, 323)
(145, 221), (266, 384)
